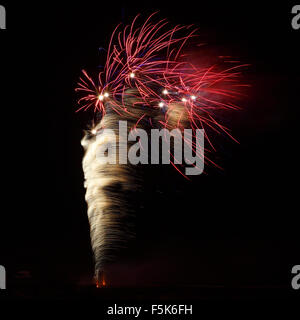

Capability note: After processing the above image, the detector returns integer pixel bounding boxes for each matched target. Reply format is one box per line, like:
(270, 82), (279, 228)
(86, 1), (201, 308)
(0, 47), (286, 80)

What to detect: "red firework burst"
(76, 12), (248, 176)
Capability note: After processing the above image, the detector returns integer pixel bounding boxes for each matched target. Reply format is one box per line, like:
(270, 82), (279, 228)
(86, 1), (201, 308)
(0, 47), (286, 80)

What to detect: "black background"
(0, 0), (298, 301)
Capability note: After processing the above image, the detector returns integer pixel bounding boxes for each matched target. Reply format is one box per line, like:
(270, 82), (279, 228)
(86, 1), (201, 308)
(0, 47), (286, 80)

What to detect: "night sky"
(0, 1), (298, 300)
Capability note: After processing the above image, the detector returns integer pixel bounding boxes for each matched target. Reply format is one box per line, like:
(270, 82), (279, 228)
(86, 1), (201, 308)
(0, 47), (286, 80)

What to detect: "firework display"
(77, 13), (246, 285)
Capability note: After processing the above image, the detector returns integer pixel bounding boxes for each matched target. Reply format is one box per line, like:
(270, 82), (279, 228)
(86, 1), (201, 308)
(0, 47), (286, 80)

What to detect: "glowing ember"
(95, 271), (106, 288)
